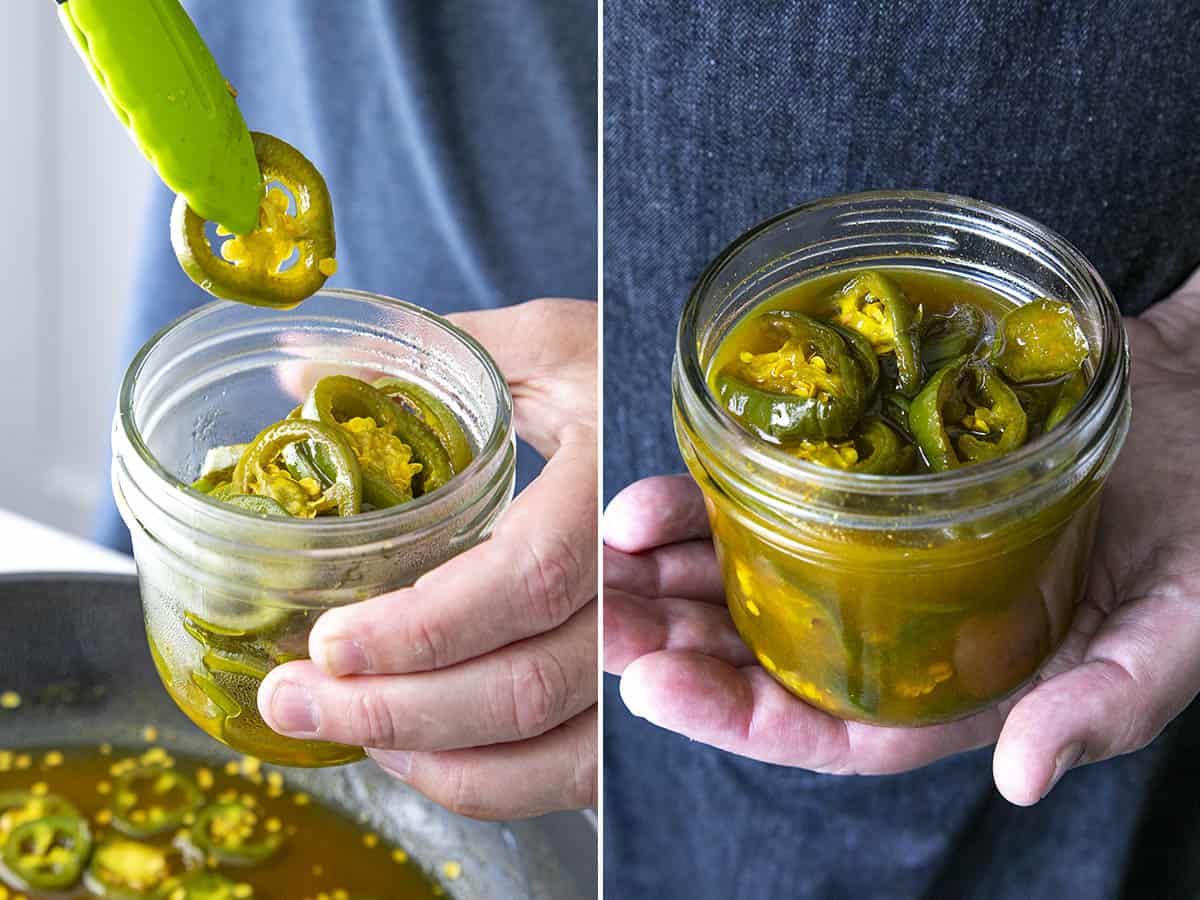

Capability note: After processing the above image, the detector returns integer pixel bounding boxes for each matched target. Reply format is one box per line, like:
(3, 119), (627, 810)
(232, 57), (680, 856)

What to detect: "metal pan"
(0, 573), (596, 899)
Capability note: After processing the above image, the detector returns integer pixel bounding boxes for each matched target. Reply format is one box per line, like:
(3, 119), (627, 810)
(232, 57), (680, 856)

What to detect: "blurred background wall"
(1, 5), (148, 539)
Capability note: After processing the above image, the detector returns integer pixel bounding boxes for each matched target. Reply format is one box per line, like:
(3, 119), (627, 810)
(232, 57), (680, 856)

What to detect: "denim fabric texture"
(98, 0), (598, 550)
(603, 1), (1200, 898)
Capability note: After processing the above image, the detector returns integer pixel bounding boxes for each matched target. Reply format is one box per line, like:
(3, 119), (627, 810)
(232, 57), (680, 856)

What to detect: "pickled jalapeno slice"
(84, 839), (174, 899)
(920, 304), (984, 371)
(160, 869), (251, 900)
(189, 801), (284, 867)
(910, 358), (1029, 470)
(373, 377), (475, 473)
(1045, 370), (1088, 431)
(830, 272), (923, 397)
(233, 419), (362, 517)
(993, 298), (1090, 382)
(1, 814), (92, 891)
(303, 375), (454, 499)
(111, 766), (204, 839)
(222, 494), (291, 517)
(787, 415), (916, 475)
(716, 310), (869, 442)
(0, 792), (81, 845)
(171, 132), (337, 309)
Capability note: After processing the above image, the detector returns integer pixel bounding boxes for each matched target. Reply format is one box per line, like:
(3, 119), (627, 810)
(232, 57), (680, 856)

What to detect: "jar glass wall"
(673, 191), (1130, 725)
(113, 290), (516, 765)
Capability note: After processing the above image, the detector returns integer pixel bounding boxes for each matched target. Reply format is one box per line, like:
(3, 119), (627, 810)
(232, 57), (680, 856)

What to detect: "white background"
(0, 6), (148, 539)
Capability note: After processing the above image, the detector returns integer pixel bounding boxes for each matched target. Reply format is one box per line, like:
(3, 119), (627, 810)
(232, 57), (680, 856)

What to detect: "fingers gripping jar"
(673, 192), (1131, 726)
(113, 290), (516, 765)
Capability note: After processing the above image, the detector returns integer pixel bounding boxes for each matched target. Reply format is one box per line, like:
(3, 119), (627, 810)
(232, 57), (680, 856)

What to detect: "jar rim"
(675, 189), (1129, 500)
(117, 288), (514, 537)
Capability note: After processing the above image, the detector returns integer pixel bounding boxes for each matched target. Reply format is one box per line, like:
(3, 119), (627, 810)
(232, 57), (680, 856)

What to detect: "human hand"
(604, 270), (1200, 805)
(261, 299), (598, 820)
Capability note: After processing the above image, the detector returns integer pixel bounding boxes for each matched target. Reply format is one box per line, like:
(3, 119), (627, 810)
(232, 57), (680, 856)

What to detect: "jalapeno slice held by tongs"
(910, 357), (1029, 471)
(172, 132), (338, 309)
(715, 310), (871, 442)
(2, 814), (93, 892)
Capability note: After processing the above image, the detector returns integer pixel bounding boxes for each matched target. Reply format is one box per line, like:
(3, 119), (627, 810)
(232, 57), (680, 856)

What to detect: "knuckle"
(500, 648), (572, 740)
(349, 689), (402, 748)
(521, 534), (586, 630)
(414, 759), (507, 821)
(403, 615), (450, 671)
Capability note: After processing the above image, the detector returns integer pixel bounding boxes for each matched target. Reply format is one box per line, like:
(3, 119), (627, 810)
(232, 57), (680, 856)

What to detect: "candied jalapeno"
(714, 310), (869, 442)
(111, 765), (204, 839)
(910, 357), (1029, 471)
(233, 419), (361, 517)
(84, 838), (176, 899)
(786, 416), (916, 475)
(373, 377), (475, 473)
(172, 132), (337, 309)
(0, 792), (81, 846)
(160, 869), (250, 900)
(993, 297), (1090, 382)
(1, 814), (92, 891)
(920, 304), (984, 371)
(302, 375), (454, 499)
(830, 271), (923, 396)
(1046, 371), (1088, 431)
(189, 801), (284, 866)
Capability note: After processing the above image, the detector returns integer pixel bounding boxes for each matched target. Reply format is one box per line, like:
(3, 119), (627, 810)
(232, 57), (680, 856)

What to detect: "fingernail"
(320, 639), (369, 676)
(268, 682), (320, 736)
(371, 749), (413, 780)
(1043, 742), (1084, 798)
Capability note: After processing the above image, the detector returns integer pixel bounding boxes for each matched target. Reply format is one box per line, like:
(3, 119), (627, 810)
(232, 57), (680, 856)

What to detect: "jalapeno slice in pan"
(0, 793), (81, 846)
(715, 310), (869, 442)
(830, 271), (923, 397)
(172, 132), (337, 309)
(84, 839), (174, 899)
(1, 814), (92, 892)
(910, 357), (1029, 471)
(189, 802), (284, 867)
(233, 419), (361, 517)
(160, 869), (250, 900)
(111, 766), (204, 839)
(993, 298), (1090, 383)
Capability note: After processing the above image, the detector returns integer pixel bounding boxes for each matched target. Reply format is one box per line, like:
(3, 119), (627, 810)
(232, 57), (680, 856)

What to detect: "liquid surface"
(708, 268), (1090, 474)
(0, 743), (452, 898)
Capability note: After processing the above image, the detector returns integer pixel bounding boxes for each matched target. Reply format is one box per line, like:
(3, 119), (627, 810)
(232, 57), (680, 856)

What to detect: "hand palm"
(603, 276), (1200, 804)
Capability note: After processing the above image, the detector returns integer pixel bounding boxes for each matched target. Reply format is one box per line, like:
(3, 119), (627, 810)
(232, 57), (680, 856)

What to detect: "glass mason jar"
(673, 191), (1131, 726)
(113, 289), (516, 765)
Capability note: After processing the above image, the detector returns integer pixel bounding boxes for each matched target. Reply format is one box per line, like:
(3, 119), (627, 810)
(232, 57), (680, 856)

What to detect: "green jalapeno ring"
(222, 494), (292, 517)
(716, 311), (869, 442)
(84, 839), (175, 899)
(1044, 371), (1088, 432)
(833, 272), (923, 397)
(303, 376), (455, 497)
(920, 304), (985, 372)
(372, 377), (475, 473)
(189, 802), (284, 867)
(851, 416), (918, 475)
(110, 766), (205, 839)
(827, 323), (881, 396)
(992, 297), (1091, 383)
(232, 419), (362, 517)
(911, 358), (1029, 471)
(0, 793), (82, 846)
(159, 870), (249, 900)
(171, 132), (337, 310)
(1, 814), (93, 891)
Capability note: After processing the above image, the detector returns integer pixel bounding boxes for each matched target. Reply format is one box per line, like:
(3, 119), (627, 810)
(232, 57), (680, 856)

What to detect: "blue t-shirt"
(98, 0), (597, 549)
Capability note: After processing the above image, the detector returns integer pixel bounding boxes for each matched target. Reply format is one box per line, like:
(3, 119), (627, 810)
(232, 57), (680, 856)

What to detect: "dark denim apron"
(603, 2), (1200, 897)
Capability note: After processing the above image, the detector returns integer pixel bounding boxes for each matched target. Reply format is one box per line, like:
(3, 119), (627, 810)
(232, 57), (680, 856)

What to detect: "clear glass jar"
(673, 191), (1131, 726)
(113, 289), (516, 765)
